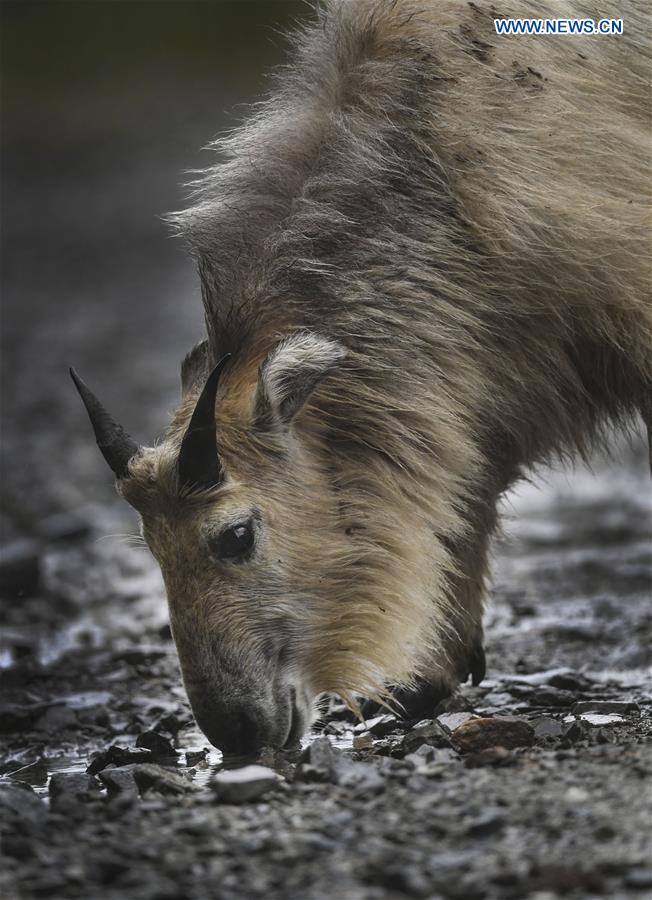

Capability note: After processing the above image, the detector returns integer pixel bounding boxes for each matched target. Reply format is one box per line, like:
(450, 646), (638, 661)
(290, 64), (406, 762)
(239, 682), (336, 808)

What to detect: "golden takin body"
(73, 0), (651, 755)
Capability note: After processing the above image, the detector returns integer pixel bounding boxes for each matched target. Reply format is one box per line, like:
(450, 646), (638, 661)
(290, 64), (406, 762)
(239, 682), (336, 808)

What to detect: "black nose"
(192, 702), (271, 757)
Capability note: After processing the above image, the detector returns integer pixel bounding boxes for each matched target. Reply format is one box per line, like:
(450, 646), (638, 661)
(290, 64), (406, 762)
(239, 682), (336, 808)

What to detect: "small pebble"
(533, 717), (564, 740)
(352, 733), (374, 751)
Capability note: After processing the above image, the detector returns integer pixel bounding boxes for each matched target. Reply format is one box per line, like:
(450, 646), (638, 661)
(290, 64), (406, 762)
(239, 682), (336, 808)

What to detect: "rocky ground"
(1, 440), (651, 900)
(2, 4), (651, 898)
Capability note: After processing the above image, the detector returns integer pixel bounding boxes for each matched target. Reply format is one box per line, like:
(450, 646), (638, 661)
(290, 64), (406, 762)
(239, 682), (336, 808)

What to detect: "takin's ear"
(180, 339), (209, 397)
(253, 333), (346, 428)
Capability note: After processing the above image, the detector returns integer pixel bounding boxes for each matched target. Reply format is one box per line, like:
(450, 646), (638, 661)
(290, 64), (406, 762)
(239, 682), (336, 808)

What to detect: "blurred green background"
(0, 1), (305, 529)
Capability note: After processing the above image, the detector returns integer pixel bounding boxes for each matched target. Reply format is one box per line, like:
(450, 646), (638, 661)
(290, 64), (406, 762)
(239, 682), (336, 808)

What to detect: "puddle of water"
(53, 691), (113, 710)
(1, 722), (358, 800)
(563, 713), (625, 726)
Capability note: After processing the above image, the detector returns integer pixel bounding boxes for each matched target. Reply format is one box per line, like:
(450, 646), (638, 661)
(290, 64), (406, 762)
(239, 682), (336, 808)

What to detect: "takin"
(72, 0), (651, 756)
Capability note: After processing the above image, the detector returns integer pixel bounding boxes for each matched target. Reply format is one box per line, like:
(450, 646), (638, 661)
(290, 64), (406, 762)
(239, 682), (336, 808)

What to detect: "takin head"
(72, 332), (399, 756)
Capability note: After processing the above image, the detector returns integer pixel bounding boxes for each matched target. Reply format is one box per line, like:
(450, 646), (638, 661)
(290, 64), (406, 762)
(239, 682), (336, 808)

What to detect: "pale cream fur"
(116, 0), (650, 726)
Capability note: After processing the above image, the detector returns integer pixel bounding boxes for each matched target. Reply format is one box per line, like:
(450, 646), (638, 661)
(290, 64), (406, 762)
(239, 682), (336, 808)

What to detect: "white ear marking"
(254, 332), (346, 426)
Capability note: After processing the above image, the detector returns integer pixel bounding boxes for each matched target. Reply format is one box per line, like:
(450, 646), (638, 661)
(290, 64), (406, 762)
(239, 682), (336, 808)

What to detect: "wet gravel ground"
(2, 5), (651, 897)
(1, 440), (650, 900)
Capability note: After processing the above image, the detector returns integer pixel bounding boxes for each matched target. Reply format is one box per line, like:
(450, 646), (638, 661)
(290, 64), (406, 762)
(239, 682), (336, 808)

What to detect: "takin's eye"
(210, 521), (255, 563)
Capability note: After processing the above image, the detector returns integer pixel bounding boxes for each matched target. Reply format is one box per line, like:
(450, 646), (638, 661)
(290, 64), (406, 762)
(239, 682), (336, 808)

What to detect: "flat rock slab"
(97, 766), (140, 795)
(211, 765), (281, 804)
(6, 759), (48, 785)
(87, 745), (154, 775)
(452, 717), (535, 752)
(132, 764), (196, 796)
(49, 773), (100, 799)
(571, 700), (640, 715)
(0, 784), (46, 825)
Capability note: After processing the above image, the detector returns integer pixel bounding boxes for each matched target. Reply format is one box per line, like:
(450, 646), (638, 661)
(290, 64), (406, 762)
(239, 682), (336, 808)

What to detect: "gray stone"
(6, 759), (48, 785)
(0, 784), (46, 825)
(98, 766), (139, 795)
(402, 719), (451, 754)
(132, 764), (196, 796)
(297, 736), (340, 783)
(211, 765), (280, 804)
(528, 687), (576, 707)
(87, 745), (154, 775)
(366, 714), (399, 737)
(562, 719), (589, 743)
(533, 717), (564, 740)
(571, 700), (640, 716)
(437, 712), (474, 732)
(478, 691), (515, 709)
(49, 772), (99, 800)
(403, 744), (436, 767)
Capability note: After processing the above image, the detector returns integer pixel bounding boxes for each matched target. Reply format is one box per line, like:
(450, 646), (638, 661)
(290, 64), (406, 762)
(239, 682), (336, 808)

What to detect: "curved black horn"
(177, 354), (232, 492)
(69, 368), (142, 480)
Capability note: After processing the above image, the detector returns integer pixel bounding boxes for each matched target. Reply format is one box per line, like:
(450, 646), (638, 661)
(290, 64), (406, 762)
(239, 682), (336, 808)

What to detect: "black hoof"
(360, 643), (486, 721)
(360, 677), (455, 721)
(460, 642), (486, 686)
